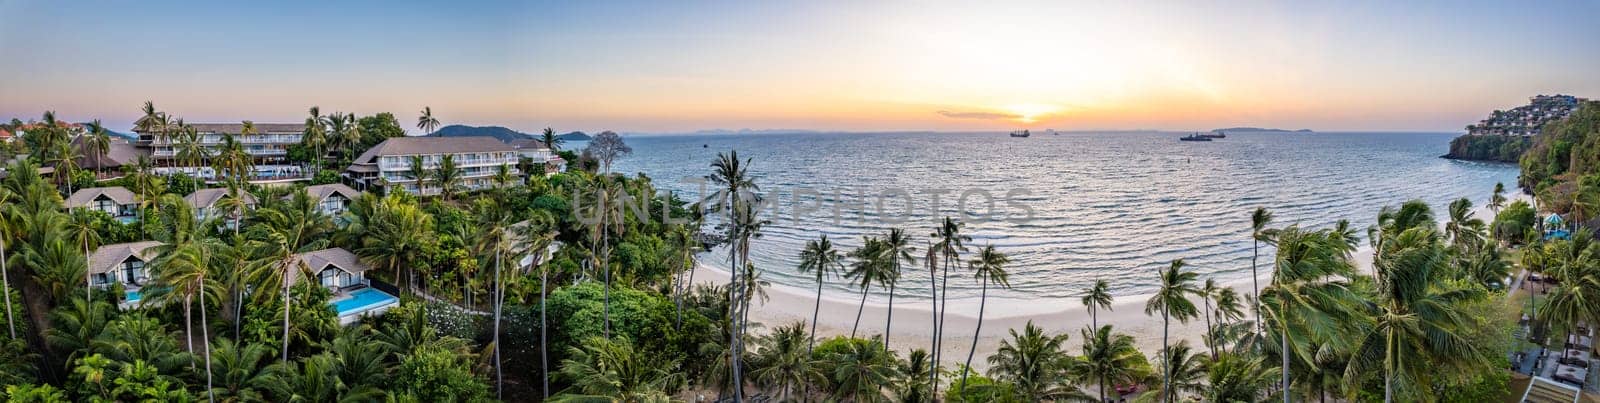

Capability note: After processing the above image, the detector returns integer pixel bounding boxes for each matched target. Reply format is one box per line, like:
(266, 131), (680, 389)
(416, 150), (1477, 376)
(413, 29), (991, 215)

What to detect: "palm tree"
(826, 338), (899, 402)
(706, 150), (759, 400)
(1251, 207), (1273, 332)
(250, 191), (333, 363)
(302, 106), (329, 173)
(1490, 182), (1507, 215)
(65, 210), (101, 303)
(1203, 352), (1278, 402)
(1074, 324), (1144, 403)
(85, 120), (112, 179)
(417, 106), (440, 136)
(1260, 225), (1358, 403)
(797, 235), (845, 353)
(880, 228), (915, 350)
(959, 244), (1011, 392)
(0, 189), (15, 339)
(929, 216), (970, 395)
(1350, 225), (1486, 402)
(1199, 278), (1222, 357)
(470, 200), (515, 398)
(355, 195), (433, 296)
(338, 113), (362, 158)
(405, 155), (430, 195)
(514, 212), (558, 400)
(541, 127), (563, 151)
(986, 321), (1088, 401)
(1151, 341), (1206, 401)
(1081, 279), (1114, 330)
(845, 237), (886, 339)
(579, 178), (627, 337)
(433, 154), (462, 201)
(1144, 259), (1200, 403)
(208, 339), (274, 402)
(557, 337), (680, 402)
(750, 322), (819, 400)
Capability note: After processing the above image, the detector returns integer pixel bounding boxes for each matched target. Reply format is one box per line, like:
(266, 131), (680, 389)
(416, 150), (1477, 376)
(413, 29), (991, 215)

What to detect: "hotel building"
(344, 136), (528, 195)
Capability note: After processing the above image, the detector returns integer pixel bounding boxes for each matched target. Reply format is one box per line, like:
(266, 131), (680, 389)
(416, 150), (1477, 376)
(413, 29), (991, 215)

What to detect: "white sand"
(698, 192), (1527, 371)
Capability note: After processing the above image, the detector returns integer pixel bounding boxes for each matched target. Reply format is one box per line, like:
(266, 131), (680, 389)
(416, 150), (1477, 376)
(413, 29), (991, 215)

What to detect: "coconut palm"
(146, 196), (224, 397)
(1081, 279), (1114, 330)
(469, 200), (515, 398)
(208, 338), (275, 402)
(85, 120), (112, 179)
(302, 106), (329, 173)
(417, 107), (440, 135)
(404, 155), (430, 195)
(215, 131), (254, 183)
(354, 195), (433, 295)
(1260, 225), (1358, 403)
(557, 337), (681, 402)
(1445, 197), (1485, 250)
(706, 150), (760, 400)
(797, 234), (845, 353)
(845, 237), (886, 339)
(750, 322), (819, 400)
(64, 209), (101, 303)
(250, 190), (333, 363)
(1145, 259), (1200, 403)
(986, 321), (1089, 401)
(959, 245), (1011, 392)
(1350, 225), (1487, 402)
(1074, 324), (1144, 403)
(929, 216), (970, 395)
(1199, 278), (1222, 356)
(1490, 182), (1507, 214)
(827, 337), (899, 402)
(1250, 207), (1273, 332)
(434, 154), (463, 201)
(541, 127), (563, 151)
(1203, 352), (1278, 403)
(880, 228), (915, 349)
(1151, 341), (1206, 400)
(0, 189), (15, 339)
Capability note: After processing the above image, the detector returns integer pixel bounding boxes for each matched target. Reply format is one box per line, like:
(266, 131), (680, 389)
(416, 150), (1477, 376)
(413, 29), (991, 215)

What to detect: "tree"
(0, 188), (15, 339)
(1151, 341), (1206, 400)
(1074, 325), (1145, 403)
(705, 150), (760, 401)
(1199, 278), (1221, 357)
(557, 336), (680, 402)
(85, 120), (112, 179)
(354, 194), (433, 296)
(797, 234), (845, 354)
(1260, 225), (1358, 403)
(515, 211), (558, 400)
(879, 228), (915, 350)
(1081, 278), (1113, 330)
(417, 106), (440, 136)
(541, 127), (564, 152)
(1144, 259), (1199, 403)
(584, 131), (632, 174)
(959, 245), (1011, 392)
(1250, 207), (1273, 332)
(250, 190), (333, 363)
(845, 236), (886, 339)
(434, 154), (462, 201)
(825, 337), (899, 402)
(1490, 182), (1507, 214)
(208, 339), (274, 402)
(749, 322), (819, 400)
(64, 209), (101, 304)
(986, 321), (1088, 401)
(929, 216), (970, 396)
(302, 107), (329, 173)
(405, 155), (430, 195)
(1203, 352), (1278, 403)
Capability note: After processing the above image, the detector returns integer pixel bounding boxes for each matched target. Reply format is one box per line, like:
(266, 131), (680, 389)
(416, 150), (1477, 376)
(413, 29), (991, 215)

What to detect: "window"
(318, 266), (352, 288)
(92, 272), (112, 286)
(122, 258), (146, 285)
(94, 198), (117, 215)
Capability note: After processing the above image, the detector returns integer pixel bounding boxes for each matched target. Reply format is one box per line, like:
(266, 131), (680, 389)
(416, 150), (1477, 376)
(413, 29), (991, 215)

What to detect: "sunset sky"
(2, 0), (1597, 133)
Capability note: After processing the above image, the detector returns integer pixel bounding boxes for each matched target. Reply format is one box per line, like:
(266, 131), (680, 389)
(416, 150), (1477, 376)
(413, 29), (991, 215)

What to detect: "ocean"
(605, 131), (1520, 301)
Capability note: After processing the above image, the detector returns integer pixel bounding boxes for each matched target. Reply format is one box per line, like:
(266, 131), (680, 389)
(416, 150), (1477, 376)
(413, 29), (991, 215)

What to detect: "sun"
(1004, 103), (1062, 124)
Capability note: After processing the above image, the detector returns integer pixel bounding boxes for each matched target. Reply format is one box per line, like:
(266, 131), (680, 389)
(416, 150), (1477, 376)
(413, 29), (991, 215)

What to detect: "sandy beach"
(696, 193), (1527, 372)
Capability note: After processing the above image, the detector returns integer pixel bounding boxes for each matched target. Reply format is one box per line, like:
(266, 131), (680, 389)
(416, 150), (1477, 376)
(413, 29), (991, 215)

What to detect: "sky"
(1, 0), (1597, 134)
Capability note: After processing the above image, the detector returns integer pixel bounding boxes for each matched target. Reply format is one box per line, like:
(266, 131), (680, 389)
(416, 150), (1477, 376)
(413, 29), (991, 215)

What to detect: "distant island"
(428, 124), (591, 142)
(1210, 127), (1314, 133)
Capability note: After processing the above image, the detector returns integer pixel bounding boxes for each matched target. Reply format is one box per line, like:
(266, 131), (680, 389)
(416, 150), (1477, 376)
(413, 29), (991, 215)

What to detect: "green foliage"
(1520, 101), (1600, 192)
(544, 281), (717, 381)
(1446, 134), (1530, 162)
(357, 112), (407, 148)
(311, 169), (341, 185)
(2, 383), (69, 402)
(164, 172), (200, 196)
(393, 345), (491, 402)
(1492, 199), (1536, 244)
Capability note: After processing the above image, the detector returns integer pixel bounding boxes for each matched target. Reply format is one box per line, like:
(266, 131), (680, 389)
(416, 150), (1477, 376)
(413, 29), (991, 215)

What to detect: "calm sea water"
(606, 131), (1519, 301)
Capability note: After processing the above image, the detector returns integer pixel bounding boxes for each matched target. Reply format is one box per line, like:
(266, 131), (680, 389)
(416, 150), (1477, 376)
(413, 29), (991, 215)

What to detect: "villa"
(508, 138), (567, 174)
(290, 247), (399, 325)
(87, 241), (160, 307)
(296, 183), (360, 217)
(343, 136), (529, 195)
(131, 122), (308, 181)
(65, 186), (139, 222)
(184, 188), (257, 223)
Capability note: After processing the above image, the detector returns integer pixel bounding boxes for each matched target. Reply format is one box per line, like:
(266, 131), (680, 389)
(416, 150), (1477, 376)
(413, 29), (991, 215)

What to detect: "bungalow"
(295, 183), (360, 217)
(290, 248), (399, 325)
(65, 186), (140, 222)
(87, 241), (161, 306)
(184, 188), (257, 222)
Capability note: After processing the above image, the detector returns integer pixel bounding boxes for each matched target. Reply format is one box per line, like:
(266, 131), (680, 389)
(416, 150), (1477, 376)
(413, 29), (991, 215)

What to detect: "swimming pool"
(125, 290), (141, 302)
(330, 288), (398, 316)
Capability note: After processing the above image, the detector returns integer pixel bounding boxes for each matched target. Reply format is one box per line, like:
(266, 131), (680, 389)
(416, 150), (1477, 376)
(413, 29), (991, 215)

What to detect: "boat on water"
(1010, 130), (1031, 138)
(1179, 133), (1212, 142)
(1201, 131), (1226, 138)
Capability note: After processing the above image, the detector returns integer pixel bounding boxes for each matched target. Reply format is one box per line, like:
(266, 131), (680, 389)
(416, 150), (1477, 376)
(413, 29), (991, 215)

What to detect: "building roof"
(507, 138), (552, 152)
(88, 241), (162, 275)
(290, 247), (370, 282)
(350, 136), (515, 166)
(301, 183), (360, 203)
(185, 188), (258, 209)
(142, 123), (305, 134)
(75, 137), (146, 169)
(65, 186), (138, 207)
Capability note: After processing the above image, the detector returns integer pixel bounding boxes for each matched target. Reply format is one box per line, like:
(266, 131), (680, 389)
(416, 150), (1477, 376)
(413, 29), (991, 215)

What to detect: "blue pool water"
(125, 290), (141, 302)
(331, 288), (397, 315)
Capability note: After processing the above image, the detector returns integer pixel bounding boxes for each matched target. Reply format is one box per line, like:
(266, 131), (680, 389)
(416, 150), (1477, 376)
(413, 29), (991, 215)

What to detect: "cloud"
(937, 110), (1021, 120)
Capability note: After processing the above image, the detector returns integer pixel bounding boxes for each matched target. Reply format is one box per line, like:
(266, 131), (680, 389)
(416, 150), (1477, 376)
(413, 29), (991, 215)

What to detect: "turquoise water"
(609, 131), (1521, 299)
(125, 290), (141, 302)
(332, 288), (397, 315)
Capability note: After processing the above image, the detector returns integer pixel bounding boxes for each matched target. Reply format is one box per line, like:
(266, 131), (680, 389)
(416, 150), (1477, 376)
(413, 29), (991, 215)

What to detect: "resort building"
(508, 139), (567, 174)
(298, 183), (360, 216)
(1466, 94), (1590, 136)
(289, 247), (399, 324)
(343, 136), (529, 195)
(65, 186), (139, 222)
(131, 122), (308, 181)
(184, 188), (257, 222)
(87, 241), (161, 307)
(74, 136), (143, 178)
